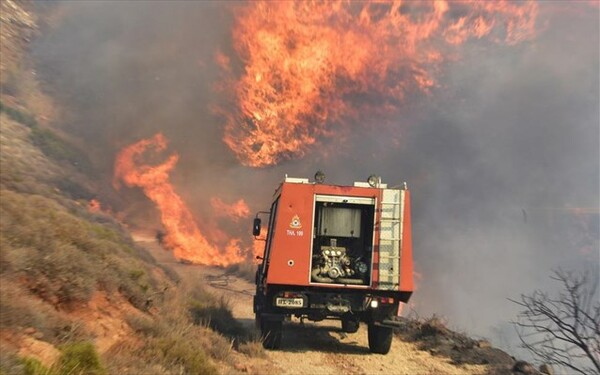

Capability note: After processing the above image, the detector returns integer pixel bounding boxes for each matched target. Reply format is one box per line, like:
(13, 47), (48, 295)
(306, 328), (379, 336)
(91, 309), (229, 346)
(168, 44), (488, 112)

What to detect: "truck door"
(259, 198), (279, 286)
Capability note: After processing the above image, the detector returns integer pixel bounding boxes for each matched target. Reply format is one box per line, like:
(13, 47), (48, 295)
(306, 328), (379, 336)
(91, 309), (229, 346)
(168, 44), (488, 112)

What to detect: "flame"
(113, 133), (244, 266)
(88, 199), (101, 213)
(219, 0), (539, 167)
(210, 197), (251, 222)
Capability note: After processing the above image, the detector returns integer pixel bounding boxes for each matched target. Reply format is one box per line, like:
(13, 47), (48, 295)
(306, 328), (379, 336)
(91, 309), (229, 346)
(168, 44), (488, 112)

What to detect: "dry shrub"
(117, 284), (228, 373)
(119, 312), (220, 374)
(0, 101), (38, 128)
(125, 314), (163, 338)
(0, 351), (25, 375)
(20, 357), (50, 375)
(0, 189), (168, 309)
(103, 340), (171, 375)
(0, 278), (84, 345)
(1, 102), (91, 175)
(0, 342), (105, 375)
(418, 315), (450, 338)
(57, 342), (105, 375)
(183, 276), (266, 358)
(0, 116), (59, 195)
(148, 337), (217, 375)
(28, 126), (92, 174)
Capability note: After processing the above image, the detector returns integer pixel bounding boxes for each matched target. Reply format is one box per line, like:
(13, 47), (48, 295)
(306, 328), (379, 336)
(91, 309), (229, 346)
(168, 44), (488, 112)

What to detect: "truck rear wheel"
(368, 323), (393, 354)
(260, 317), (282, 350)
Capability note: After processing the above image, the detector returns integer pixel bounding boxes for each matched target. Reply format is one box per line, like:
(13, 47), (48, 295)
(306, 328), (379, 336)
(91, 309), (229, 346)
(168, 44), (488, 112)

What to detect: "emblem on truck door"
(289, 215), (302, 229)
(287, 214), (304, 236)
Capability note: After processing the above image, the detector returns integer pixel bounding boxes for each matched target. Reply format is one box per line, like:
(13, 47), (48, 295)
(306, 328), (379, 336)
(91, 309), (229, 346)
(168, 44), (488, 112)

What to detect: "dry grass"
(1, 102), (92, 177)
(237, 340), (267, 359)
(184, 278), (266, 359)
(0, 114), (61, 195)
(189, 296), (246, 340)
(0, 279), (86, 345)
(56, 342), (106, 375)
(111, 289), (225, 374)
(225, 261), (257, 283)
(0, 342), (105, 375)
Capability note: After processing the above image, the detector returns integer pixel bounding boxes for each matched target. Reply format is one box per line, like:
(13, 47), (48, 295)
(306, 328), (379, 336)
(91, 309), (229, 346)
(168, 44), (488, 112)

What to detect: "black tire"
(260, 317), (282, 350)
(341, 319), (360, 333)
(368, 323), (393, 354)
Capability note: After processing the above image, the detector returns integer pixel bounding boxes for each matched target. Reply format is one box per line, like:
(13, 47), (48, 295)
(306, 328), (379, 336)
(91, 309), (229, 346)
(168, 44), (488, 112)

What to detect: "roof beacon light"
(315, 170), (326, 184)
(367, 175), (380, 187)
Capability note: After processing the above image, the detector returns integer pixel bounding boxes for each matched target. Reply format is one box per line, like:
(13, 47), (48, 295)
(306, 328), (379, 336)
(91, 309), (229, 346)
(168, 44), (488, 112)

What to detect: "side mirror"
(252, 217), (261, 236)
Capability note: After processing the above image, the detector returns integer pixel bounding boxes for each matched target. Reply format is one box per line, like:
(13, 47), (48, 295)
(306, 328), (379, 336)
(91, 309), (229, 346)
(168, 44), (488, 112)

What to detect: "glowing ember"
(88, 199), (101, 213)
(113, 133), (244, 266)
(219, 1), (538, 167)
(210, 197), (251, 222)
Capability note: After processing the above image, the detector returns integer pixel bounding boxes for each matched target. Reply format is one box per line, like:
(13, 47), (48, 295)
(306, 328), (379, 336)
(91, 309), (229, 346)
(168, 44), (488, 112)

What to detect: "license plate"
(275, 297), (304, 308)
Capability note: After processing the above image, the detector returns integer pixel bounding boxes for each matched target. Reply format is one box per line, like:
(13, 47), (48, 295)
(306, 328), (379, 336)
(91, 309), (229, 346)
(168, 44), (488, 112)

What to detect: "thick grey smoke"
(32, 1), (598, 355)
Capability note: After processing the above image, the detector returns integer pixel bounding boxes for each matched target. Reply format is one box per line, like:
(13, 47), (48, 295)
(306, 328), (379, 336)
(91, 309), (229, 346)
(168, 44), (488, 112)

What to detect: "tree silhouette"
(511, 269), (600, 375)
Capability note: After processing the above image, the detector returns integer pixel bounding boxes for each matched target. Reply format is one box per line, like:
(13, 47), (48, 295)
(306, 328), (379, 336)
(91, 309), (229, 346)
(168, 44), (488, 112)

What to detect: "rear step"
(376, 319), (403, 328)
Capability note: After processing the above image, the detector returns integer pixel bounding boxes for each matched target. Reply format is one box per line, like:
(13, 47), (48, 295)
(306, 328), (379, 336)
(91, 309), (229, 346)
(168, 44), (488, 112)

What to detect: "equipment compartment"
(310, 196), (375, 285)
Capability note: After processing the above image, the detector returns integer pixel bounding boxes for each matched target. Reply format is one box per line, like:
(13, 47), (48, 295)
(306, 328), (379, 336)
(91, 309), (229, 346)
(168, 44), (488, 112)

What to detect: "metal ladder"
(378, 189), (403, 290)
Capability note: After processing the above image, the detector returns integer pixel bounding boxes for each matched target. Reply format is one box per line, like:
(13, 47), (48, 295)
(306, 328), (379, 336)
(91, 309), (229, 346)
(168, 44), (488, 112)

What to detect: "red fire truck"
(253, 173), (414, 353)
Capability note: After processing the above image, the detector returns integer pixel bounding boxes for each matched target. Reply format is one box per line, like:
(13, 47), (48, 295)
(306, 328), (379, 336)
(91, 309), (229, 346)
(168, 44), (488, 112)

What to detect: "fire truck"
(253, 173), (414, 354)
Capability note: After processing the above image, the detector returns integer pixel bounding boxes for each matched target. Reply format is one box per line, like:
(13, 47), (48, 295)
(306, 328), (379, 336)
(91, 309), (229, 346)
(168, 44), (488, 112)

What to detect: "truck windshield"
(263, 198), (279, 265)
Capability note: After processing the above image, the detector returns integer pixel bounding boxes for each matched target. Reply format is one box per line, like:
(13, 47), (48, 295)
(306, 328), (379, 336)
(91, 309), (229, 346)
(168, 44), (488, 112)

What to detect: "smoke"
(397, 3), (599, 328)
(32, 0), (598, 353)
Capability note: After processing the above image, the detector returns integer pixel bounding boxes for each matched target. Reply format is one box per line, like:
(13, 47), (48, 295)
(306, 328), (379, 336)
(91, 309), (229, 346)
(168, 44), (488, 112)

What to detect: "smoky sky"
(32, 1), (598, 352)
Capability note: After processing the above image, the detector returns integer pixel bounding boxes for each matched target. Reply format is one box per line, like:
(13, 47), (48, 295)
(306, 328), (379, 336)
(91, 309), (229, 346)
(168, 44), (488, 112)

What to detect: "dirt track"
(137, 235), (490, 375)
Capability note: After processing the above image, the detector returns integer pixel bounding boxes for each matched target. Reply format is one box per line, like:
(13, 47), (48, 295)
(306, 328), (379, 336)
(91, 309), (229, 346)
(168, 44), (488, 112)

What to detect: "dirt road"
(137, 235), (490, 375)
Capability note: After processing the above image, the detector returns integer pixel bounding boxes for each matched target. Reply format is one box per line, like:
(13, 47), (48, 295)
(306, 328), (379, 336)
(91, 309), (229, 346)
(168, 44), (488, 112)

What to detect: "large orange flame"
(210, 197), (251, 222)
(219, 0), (538, 167)
(113, 133), (244, 266)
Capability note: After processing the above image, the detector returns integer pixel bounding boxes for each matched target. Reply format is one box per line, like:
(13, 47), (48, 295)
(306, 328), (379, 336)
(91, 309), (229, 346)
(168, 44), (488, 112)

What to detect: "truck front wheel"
(368, 324), (393, 354)
(260, 316), (282, 350)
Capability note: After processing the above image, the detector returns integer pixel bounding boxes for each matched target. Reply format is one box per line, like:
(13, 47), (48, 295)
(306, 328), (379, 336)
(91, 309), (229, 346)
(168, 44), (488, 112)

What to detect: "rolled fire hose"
(311, 268), (364, 284)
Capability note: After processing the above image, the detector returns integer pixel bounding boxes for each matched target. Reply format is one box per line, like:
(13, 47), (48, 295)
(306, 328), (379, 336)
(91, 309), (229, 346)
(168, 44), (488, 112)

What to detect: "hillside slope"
(0, 2), (261, 374)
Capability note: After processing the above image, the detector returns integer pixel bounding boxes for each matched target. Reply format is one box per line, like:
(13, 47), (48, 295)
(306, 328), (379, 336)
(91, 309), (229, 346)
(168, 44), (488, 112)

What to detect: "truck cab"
(253, 174), (413, 353)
